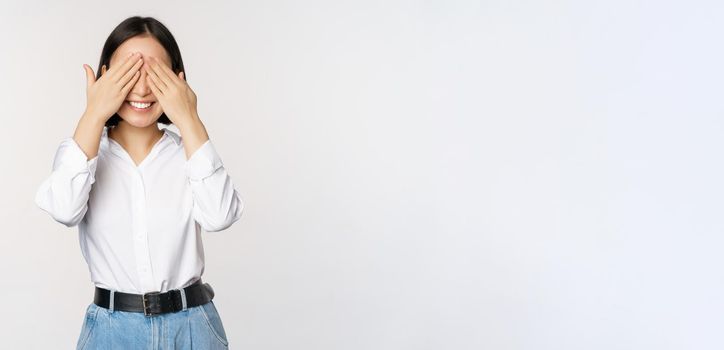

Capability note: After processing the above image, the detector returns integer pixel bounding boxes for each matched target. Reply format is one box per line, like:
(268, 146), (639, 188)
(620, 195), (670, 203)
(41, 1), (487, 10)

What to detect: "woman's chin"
(118, 111), (162, 127)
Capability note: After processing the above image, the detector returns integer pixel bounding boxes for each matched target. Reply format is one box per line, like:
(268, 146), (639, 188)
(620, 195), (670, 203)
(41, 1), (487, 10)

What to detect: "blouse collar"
(101, 125), (181, 147)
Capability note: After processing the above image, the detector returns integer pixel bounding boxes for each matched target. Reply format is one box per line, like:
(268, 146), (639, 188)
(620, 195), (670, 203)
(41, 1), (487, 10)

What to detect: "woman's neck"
(108, 122), (164, 154)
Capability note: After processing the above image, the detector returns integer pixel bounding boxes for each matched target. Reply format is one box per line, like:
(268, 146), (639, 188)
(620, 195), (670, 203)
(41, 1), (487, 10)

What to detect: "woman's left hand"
(144, 56), (198, 125)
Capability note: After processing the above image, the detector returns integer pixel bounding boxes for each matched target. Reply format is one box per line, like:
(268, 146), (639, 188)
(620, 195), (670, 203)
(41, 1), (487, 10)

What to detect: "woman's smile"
(125, 100), (156, 112)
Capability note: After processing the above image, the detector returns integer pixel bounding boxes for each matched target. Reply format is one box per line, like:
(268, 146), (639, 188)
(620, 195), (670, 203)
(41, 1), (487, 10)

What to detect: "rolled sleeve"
(53, 137), (99, 181)
(183, 138), (244, 232)
(184, 139), (223, 180)
(35, 137), (98, 227)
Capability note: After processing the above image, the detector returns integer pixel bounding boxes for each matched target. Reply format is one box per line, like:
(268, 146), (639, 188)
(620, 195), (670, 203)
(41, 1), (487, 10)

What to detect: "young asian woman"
(35, 16), (243, 349)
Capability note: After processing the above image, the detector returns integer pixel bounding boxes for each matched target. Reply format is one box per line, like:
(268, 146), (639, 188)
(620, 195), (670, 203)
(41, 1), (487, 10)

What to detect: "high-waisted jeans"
(76, 299), (229, 349)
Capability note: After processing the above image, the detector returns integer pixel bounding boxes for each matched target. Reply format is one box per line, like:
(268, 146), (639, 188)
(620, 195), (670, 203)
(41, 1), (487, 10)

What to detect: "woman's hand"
(82, 52), (144, 123)
(144, 56), (198, 126)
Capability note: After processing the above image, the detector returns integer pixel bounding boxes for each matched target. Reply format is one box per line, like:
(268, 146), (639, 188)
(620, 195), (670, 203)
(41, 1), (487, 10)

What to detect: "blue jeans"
(76, 299), (229, 349)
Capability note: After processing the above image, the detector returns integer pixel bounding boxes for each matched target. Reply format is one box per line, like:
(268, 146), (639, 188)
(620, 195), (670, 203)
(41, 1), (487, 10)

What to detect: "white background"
(1, 0), (723, 349)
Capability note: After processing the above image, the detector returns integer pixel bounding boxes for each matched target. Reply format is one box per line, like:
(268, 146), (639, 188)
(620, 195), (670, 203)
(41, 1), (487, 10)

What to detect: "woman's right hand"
(82, 52), (144, 123)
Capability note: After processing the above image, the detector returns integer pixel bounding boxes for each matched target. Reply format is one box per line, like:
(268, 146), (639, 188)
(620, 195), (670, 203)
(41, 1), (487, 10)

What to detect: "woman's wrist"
(81, 108), (109, 126)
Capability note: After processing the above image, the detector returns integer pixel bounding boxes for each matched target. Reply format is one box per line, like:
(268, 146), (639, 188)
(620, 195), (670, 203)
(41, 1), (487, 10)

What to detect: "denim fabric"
(76, 300), (229, 349)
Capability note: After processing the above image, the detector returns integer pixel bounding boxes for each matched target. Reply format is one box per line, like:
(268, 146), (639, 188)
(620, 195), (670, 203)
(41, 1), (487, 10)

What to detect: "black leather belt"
(93, 279), (215, 316)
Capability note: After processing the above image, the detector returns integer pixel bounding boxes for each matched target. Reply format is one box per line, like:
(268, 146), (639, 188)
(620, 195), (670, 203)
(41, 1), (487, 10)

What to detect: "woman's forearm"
(72, 110), (107, 160)
(176, 111), (210, 160)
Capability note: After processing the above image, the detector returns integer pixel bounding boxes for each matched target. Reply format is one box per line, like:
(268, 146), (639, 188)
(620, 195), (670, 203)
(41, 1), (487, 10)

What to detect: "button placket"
(132, 169), (155, 291)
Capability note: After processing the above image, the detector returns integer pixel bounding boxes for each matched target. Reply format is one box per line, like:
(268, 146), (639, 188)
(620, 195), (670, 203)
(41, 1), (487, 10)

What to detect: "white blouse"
(34, 125), (244, 294)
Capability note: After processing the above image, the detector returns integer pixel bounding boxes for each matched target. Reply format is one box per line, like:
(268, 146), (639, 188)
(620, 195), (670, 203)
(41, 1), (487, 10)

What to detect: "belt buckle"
(143, 291), (162, 316)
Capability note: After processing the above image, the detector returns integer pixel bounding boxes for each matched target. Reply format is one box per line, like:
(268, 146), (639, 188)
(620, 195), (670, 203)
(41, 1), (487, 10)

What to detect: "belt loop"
(109, 290), (115, 313)
(179, 287), (188, 311)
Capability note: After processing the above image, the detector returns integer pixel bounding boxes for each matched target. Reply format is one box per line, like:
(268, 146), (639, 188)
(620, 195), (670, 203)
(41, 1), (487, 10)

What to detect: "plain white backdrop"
(1, 0), (723, 348)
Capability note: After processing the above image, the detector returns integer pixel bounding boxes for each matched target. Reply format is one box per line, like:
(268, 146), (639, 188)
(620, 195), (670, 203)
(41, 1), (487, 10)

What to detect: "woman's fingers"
(118, 57), (144, 88)
(154, 57), (178, 81)
(108, 52), (141, 83)
(145, 73), (164, 100)
(160, 58), (183, 85)
(145, 65), (166, 94)
(148, 56), (176, 88)
(122, 71), (142, 94)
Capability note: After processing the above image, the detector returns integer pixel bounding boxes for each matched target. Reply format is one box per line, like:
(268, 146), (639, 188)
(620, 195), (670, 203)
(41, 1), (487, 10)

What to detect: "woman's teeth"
(128, 101), (153, 109)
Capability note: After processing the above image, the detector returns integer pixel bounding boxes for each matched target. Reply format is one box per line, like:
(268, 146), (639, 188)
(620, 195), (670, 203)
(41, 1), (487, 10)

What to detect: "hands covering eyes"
(82, 52), (198, 125)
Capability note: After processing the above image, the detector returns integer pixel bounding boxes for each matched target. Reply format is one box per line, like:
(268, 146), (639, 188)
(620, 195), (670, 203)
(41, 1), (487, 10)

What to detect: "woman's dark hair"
(96, 16), (185, 127)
